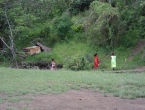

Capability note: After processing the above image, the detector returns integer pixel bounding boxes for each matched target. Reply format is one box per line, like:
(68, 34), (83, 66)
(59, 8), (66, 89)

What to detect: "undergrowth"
(22, 39), (144, 71)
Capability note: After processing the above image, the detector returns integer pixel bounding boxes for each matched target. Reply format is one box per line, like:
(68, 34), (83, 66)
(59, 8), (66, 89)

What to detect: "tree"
(0, 0), (18, 68)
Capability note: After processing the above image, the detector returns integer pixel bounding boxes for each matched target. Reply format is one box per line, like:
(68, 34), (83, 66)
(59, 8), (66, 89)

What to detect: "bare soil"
(114, 66), (145, 73)
(0, 89), (145, 110)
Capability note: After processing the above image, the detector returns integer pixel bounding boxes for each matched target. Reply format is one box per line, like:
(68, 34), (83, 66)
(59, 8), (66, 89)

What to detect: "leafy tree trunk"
(0, 0), (18, 68)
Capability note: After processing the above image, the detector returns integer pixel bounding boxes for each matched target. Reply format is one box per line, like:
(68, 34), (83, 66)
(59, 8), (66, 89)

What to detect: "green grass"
(24, 40), (90, 64)
(24, 42), (137, 71)
(51, 40), (90, 62)
(25, 51), (59, 63)
(22, 35), (145, 71)
(0, 67), (145, 100)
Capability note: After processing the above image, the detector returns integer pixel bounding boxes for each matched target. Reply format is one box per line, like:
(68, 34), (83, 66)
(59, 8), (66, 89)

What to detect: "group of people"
(94, 52), (116, 70)
(51, 52), (116, 70)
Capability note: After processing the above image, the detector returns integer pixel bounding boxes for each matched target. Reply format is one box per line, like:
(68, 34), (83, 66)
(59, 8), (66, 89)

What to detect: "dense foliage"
(0, 0), (145, 70)
(69, 0), (95, 15)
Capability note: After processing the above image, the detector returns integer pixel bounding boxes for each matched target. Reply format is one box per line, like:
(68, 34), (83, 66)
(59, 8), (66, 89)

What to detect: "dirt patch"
(114, 66), (145, 73)
(128, 39), (145, 60)
(18, 61), (63, 70)
(0, 89), (145, 110)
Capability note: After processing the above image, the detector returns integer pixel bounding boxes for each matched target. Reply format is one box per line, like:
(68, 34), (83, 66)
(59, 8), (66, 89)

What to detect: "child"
(111, 52), (116, 70)
(51, 58), (56, 70)
(94, 53), (100, 69)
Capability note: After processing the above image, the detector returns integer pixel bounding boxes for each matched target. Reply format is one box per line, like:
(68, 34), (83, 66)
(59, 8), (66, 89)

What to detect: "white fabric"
(111, 56), (116, 67)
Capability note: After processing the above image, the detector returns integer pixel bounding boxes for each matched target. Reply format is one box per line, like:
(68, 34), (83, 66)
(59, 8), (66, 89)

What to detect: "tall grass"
(0, 67), (145, 99)
(24, 40), (90, 64)
(22, 34), (144, 71)
(51, 41), (91, 63)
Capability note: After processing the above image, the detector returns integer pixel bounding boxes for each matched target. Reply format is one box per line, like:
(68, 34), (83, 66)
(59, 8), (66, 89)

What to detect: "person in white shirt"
(111, 52), (116, 70)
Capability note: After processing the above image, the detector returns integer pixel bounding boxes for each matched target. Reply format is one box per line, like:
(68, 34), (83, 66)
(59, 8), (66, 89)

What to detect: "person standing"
(51, 58), (56, 70)
(94, 53), (100, 69)
(111, 52), (116, 70)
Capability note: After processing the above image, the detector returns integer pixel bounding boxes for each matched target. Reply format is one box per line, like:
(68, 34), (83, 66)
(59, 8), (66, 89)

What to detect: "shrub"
(53, 16), (73, 41)
(71, 24), (83, 32)
(64, 55), (92, 71)
(0, 55), (7, 62)
(139, 16), (145, 39)
(69, 0), (94, 15)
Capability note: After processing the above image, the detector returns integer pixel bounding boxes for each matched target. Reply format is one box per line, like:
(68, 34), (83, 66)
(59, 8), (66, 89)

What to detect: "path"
(0, 89), (145, 110)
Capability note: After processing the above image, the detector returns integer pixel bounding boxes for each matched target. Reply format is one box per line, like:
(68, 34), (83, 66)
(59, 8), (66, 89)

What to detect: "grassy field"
(0, 67), (145, 101)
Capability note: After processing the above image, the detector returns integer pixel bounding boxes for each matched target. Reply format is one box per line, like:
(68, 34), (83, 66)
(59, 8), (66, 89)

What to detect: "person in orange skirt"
(94, 53), (100, 69)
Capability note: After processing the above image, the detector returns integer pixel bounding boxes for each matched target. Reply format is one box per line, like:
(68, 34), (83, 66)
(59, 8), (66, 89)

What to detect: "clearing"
(0, 89), (145, 110)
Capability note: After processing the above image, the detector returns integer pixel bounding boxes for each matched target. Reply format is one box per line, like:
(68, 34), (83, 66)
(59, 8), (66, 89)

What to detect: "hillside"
(0, 0), (145, 70)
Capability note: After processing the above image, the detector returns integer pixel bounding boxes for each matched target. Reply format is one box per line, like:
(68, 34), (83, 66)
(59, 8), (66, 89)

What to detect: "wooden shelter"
(36, 42), (51, 52)
(22, 46), (41, 55)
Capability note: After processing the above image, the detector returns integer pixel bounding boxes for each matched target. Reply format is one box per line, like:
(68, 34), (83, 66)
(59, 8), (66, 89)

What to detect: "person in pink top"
(51, 58), (56, 70)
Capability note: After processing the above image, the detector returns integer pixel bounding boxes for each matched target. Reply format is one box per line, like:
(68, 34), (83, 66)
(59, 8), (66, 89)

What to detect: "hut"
(22, 46), (41, 55)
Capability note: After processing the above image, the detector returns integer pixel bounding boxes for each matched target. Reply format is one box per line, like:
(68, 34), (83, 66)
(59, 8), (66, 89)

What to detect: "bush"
(0, 55), (7, 62)
(64, 55), (92, 71)
(139, 17), (145, 38)
(69, 0), (94, 15)
(71, 24), (83, 32)
(53, 16), (73, 41)
(120, 29), (138, 48)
